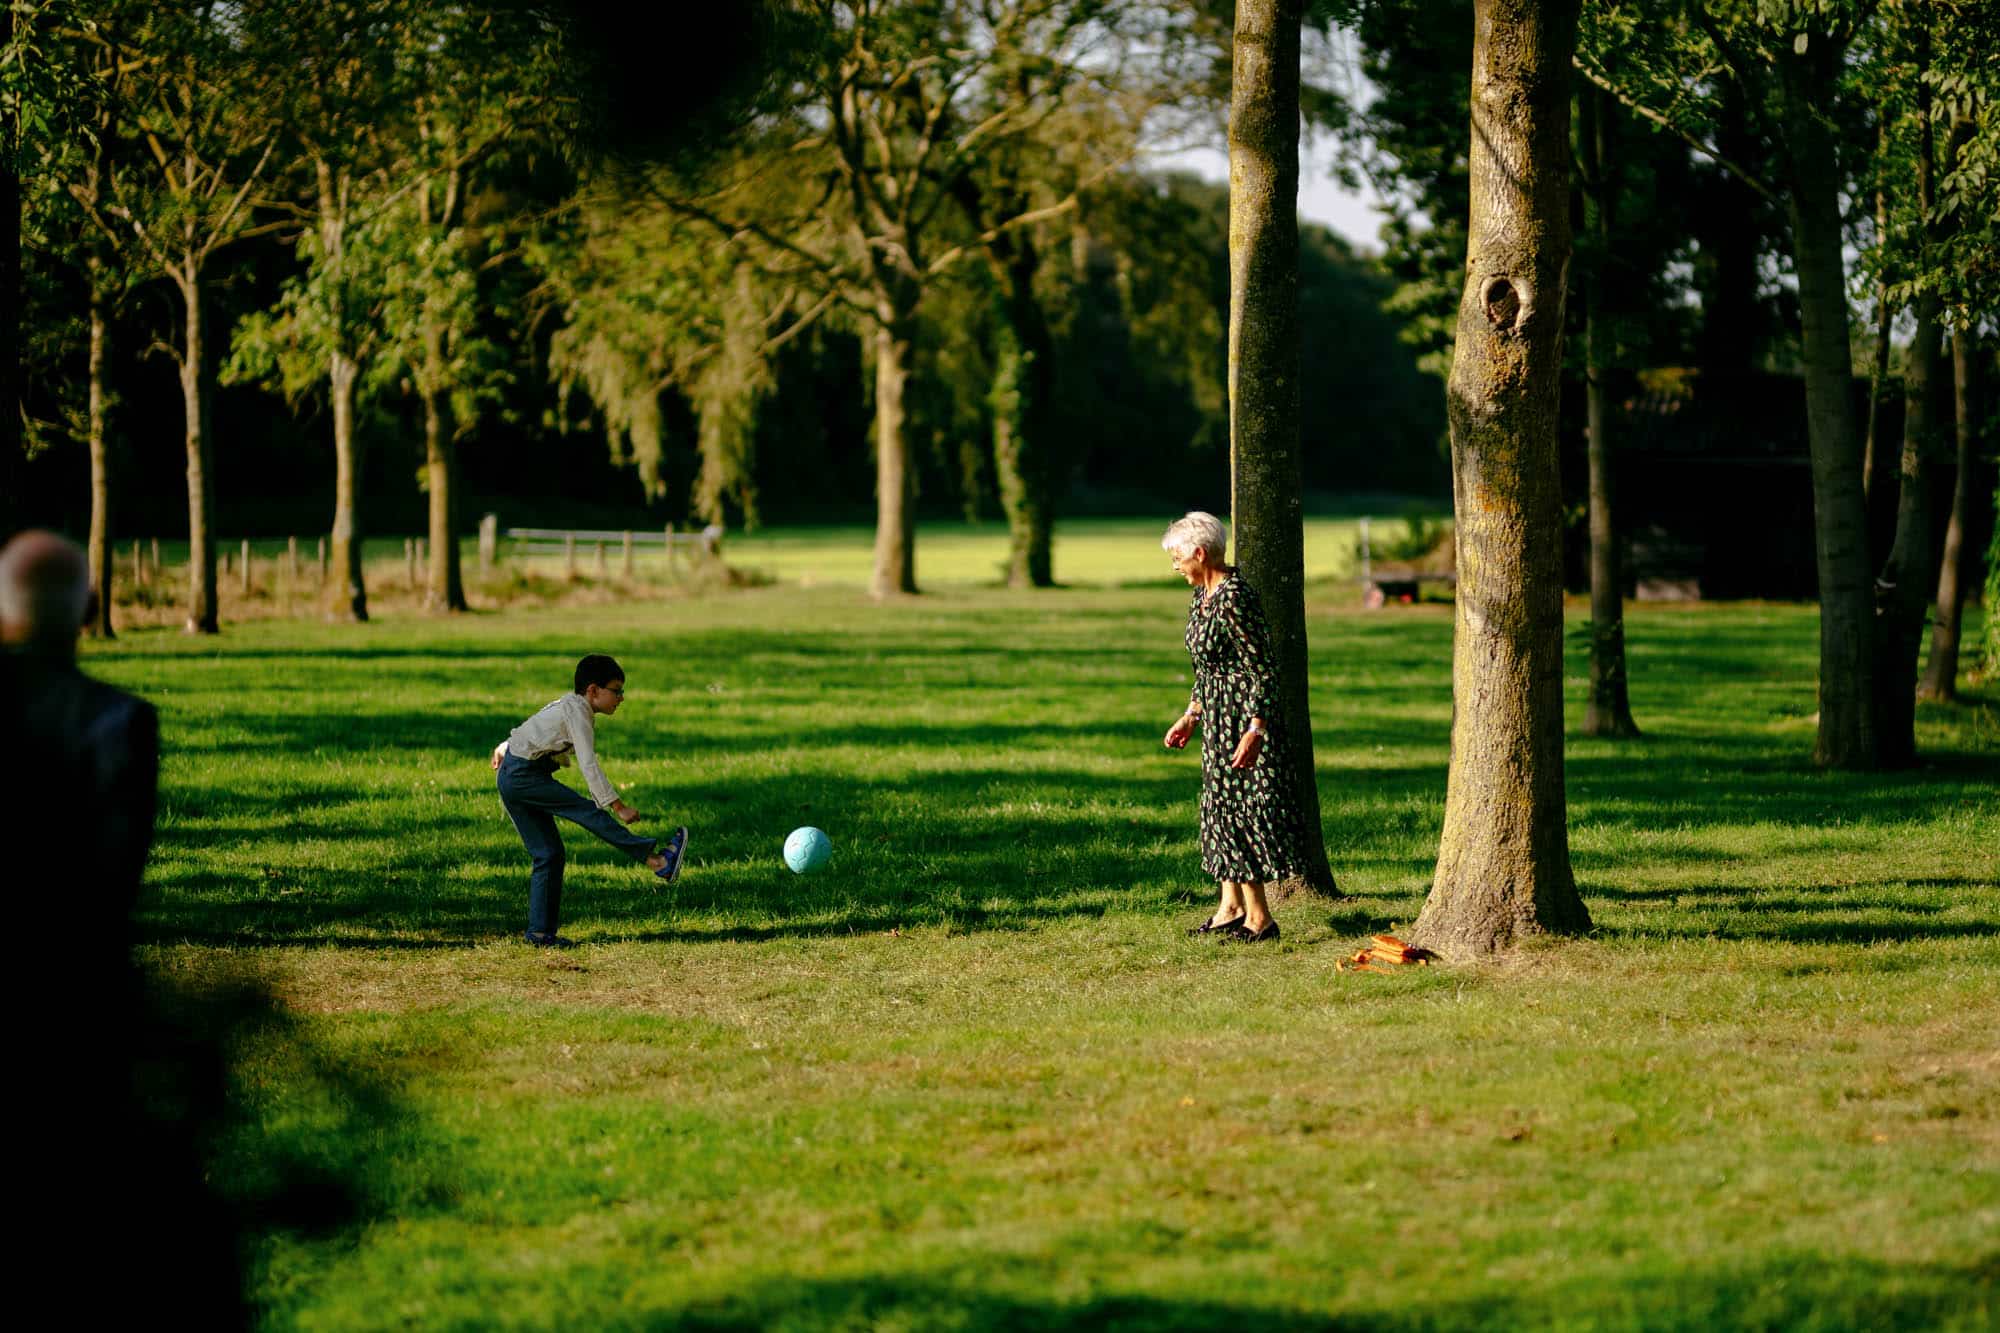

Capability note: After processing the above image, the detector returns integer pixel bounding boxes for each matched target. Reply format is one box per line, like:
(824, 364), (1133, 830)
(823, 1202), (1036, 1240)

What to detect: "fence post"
(1359, 517), (1371, 587)
(240, 539), (252, 594)
(665, 522), (676, 572)
(403, 537), (415, 588)
(622, 530), (633, 579)
(594, 540), (607, 578)
(317, 535), (327, 584)
(564, 532), (577, 580)
(151, 537), (161, 579)
(133, 539), (146, 588)
(416, 536), (427, 580)
(479, 513), (498, 574)
(288, 535), (299, 584)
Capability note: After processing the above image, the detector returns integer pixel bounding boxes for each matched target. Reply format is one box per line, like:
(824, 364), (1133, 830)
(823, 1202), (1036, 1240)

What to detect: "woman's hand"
(1164, 713), (1195, 749)
(611, 799), (640, 824)
(1229, 729), (1264, 769)
(489, 742), (508, 771)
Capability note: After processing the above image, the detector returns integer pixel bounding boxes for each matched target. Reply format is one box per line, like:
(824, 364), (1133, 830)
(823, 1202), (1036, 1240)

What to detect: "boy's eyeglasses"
(604, 685), (626, 697)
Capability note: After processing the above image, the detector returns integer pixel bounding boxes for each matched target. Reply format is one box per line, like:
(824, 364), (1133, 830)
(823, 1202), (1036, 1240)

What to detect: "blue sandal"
(652, 826), (688, 885)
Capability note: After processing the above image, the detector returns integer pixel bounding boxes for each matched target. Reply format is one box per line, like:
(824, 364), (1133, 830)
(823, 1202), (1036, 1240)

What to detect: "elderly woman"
(1161, 512), (1308, 943)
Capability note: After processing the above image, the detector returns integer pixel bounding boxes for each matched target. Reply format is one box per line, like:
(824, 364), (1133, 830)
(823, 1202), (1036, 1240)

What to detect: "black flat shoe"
(1188, 912), (1246, 937)
(1224, 920), (1280, 943)
(524, 931), (579, 949)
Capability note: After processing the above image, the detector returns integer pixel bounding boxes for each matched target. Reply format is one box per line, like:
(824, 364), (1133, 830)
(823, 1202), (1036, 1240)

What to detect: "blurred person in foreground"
(2, 530), (241, 1325)
(1, 531), (158, 904)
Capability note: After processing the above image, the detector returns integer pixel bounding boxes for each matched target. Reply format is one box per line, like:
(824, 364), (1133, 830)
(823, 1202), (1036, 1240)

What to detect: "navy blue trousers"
(497, 753), (657, 935)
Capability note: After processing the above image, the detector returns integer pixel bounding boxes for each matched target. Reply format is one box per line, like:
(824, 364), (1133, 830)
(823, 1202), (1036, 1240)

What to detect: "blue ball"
(784, 826), (832, 874)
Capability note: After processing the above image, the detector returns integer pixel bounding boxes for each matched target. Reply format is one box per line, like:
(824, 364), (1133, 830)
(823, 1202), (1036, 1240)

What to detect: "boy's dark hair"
(575, 654), (625, 694)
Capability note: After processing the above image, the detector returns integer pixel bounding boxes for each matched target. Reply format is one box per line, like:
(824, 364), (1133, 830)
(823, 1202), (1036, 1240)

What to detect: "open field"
(97, 568), (1998, 1329)
(103, 514), (1436, 627)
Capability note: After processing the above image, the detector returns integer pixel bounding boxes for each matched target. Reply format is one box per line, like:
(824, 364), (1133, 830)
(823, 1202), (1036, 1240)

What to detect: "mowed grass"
(95, 563), (1998, 1330)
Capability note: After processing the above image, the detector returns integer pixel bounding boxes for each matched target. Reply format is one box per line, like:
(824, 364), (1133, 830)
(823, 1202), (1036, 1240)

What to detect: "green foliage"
(537, 182), (781, 521)
(1367, 510), (1448, 563)
(92, 587), (1997, 1326)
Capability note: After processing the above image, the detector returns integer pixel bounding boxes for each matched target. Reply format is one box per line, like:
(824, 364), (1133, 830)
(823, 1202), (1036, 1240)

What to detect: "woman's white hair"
(1161, 511), (1228, 562)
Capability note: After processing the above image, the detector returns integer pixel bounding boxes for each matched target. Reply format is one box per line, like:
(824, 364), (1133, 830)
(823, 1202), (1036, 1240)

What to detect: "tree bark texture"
(1917, 326), (1979, 702)
(1413, 0), (1589, 958)
(327, 349), (368, 621)
(1226, 0), (1337, 896)
(86, 277), (114, 639)
(870, 313), (918, 598)
(1776, 48), (1875, 768)
(991, 250), (1057, 589)
(423, 322), (467, 612)
(177, 273), (220, 634)
(1579, 86), (1637, 738)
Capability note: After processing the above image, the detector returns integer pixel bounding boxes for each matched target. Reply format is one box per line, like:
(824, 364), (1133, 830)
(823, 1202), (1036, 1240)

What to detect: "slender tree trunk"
(1871, 35), (1945, 767)
(870, 310), (917, 598)
(423, 320), (466, 611)
(992, 251), (1057, 588)
(0, 5), (18, 535)
(326, 349), (367, 621)
(1580, 86), (1637, 738)
(1776, 49), (1875, 769)
(1227, 0), (1337, 896)
(176, 269), (220, 634)
(1412, 0), (1588, 958)
(1861, 126), (1895, 515)
(85, 275), (114, 639)
(1916, 329), (1977, 702)
(1874, 296), (1941, 764)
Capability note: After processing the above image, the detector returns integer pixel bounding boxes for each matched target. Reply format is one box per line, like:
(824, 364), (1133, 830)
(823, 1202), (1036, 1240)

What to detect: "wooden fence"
(481, 514), (724, 578)
(110, 518), (723, 596)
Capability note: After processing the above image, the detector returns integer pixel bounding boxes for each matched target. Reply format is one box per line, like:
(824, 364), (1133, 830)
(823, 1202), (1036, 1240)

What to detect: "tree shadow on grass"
(129, 615), (1993, 950)
(657, 1251), (1997, 1331)
(80, 970), (463, 1322)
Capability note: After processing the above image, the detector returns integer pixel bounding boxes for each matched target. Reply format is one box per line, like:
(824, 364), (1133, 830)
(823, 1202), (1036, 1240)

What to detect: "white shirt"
(505, 693), (619, 808)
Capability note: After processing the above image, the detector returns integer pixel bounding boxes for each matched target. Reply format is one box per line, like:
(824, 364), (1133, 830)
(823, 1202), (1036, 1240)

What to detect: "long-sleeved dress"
(1185, 572), (1309, 882)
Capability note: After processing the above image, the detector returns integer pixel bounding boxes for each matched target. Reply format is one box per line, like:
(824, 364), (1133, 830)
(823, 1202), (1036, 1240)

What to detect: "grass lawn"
(95, 559), (1997, 1330)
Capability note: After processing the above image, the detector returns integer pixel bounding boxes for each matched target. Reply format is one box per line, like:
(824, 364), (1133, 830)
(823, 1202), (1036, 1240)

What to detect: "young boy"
(491, 653), (688, 947)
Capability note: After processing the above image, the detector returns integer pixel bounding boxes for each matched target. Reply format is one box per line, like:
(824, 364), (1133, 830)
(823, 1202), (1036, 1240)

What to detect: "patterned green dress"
(1185, 572), (1309, 883)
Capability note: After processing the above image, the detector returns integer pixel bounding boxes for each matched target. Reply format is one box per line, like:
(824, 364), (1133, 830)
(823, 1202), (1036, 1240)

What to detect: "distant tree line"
(8, 0), (1444, 619)
(5, 0), (1996, 736)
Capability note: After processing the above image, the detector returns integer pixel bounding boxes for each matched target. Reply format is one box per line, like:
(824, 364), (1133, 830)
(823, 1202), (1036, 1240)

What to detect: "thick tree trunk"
(1226, 0), (1336, 896)
(1579, 86), (1637, 738)
(992, 252), (1057, 589)
(1917, 327), (1978, 702)
(326, 350), (368, 621)
(1777, 51), (1875, 769)
(85, 277), (114, 639)
(1412, 0), (1588, 958)
(870, 313), (918, 598)
(423, 323), (466, 612)
(177, 272), (220, 634)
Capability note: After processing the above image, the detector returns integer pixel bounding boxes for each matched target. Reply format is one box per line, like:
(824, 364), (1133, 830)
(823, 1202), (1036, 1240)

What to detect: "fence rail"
(480, 514), (724, 577)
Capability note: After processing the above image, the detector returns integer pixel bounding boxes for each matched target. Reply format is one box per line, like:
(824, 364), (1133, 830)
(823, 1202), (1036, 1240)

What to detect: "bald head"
(0, 530), (92, 655)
